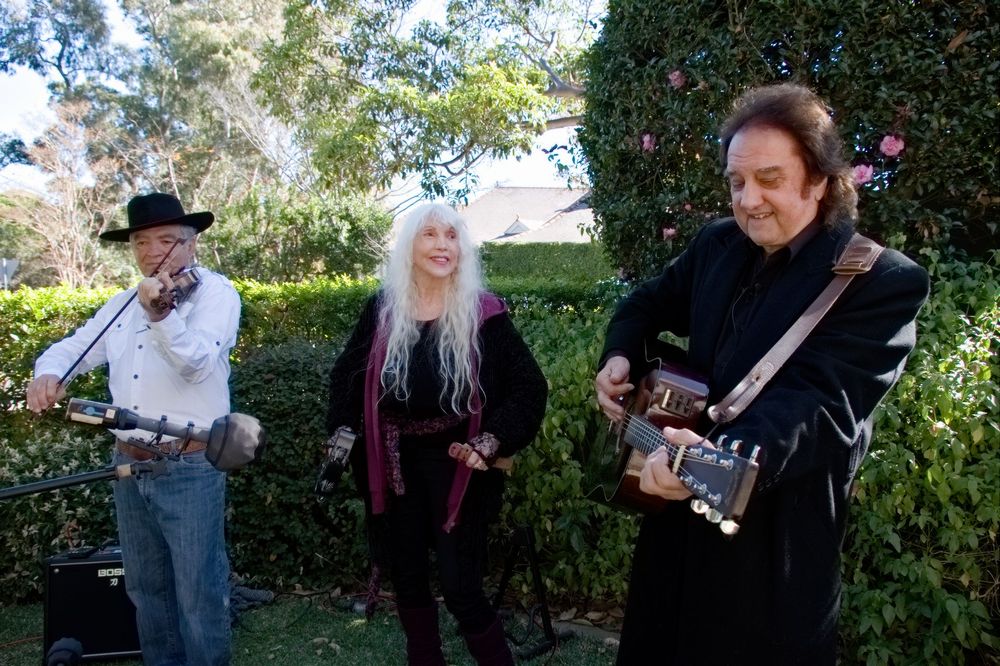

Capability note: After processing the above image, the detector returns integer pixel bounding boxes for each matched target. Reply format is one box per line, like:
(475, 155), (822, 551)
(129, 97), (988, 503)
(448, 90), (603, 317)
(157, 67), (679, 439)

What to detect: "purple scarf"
(363, 291), (507, 532)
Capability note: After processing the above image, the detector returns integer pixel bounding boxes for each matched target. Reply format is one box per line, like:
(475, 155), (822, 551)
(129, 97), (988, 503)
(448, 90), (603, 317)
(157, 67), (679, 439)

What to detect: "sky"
(0, 69), (54, 196)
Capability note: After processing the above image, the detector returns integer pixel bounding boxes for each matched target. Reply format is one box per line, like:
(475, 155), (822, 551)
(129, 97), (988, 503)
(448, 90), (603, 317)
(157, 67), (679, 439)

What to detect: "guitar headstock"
(673, 435), (760, 534)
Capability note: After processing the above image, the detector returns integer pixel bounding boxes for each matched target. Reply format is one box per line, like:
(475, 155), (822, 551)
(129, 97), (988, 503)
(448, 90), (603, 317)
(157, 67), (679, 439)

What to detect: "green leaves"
(0, 429), (117, 603)
(206, 189), (392, 283)
(255, 0), (595, 199)
(582, 0), (999, 279)
(842, 251), (1000, 661)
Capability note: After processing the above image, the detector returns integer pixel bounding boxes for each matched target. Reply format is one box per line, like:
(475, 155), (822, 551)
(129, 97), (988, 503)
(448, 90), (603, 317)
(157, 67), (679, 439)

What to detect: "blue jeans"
(113, 448), (231, 666)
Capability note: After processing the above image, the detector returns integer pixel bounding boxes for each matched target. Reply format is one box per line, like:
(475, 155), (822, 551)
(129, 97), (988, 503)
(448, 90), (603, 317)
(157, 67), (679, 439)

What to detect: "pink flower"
(668, 70), (687, 89)
(641, 133), (657, 152)
(683, 203), (693, 211)
(662, 227), (678, 240)
(852, 164), (874, 185)
(879, 135), (905, 157)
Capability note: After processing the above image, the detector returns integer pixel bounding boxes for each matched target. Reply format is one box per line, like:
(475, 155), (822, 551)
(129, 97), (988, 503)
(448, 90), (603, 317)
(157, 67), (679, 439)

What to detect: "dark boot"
(462, 617), (514, 666)
(397, 603), (446, 666)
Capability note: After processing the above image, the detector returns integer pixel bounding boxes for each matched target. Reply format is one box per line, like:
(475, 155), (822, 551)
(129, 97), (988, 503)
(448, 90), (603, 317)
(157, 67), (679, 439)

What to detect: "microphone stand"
(0, 458), (169, 500)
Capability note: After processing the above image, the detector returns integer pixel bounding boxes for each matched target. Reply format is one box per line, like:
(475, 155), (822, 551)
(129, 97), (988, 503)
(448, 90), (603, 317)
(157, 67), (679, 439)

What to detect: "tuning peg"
(749, 445), (762, 464)
(690, 499), (709, 514)
(705, 508), (723, 523)
(715, 434), (728, 448)
(728, 438), (743, 455)
(719, 519), (740, 536)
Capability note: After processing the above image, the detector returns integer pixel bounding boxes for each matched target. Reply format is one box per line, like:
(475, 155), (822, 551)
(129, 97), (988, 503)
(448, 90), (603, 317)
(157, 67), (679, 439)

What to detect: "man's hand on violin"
(27, 374), (66, 414)
(137, 271), (176, 321)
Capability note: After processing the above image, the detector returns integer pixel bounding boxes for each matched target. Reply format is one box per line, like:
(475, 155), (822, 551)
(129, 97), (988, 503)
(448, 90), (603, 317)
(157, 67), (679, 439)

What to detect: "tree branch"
(544, 115), (583, 130)
(536, 57), (585, 98)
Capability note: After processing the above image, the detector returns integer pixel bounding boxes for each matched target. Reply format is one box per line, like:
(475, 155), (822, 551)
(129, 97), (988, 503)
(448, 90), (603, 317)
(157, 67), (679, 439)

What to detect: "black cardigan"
(327, 292), (547, 466)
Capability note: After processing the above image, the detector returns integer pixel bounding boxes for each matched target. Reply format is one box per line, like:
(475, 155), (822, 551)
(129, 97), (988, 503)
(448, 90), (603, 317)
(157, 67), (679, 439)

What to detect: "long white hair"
(379, 202), (484, 414)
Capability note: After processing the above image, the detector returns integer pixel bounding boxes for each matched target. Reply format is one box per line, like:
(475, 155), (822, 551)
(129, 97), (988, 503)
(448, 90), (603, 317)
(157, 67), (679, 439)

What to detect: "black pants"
(386, 445), (499, 634)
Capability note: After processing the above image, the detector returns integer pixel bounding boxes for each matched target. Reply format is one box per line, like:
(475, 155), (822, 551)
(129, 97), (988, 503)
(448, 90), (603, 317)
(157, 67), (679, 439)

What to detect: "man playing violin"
(594, 84), (929, 664)
(27, 192), (240, 666)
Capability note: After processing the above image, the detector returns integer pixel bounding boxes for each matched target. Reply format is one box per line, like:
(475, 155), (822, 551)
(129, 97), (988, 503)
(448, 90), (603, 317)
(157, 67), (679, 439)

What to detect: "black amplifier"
(43, 546), (141, 662)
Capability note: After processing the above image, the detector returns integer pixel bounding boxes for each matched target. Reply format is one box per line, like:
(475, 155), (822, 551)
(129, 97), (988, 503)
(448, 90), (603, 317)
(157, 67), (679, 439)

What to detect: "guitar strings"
(620, 413), (731, 469)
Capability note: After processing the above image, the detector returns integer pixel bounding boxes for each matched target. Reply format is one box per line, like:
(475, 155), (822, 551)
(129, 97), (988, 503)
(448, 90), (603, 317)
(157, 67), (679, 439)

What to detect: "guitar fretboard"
(621, 413), (681, 458)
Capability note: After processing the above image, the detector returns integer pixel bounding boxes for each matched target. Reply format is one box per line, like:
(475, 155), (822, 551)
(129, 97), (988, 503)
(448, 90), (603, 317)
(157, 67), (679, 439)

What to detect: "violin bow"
(55, 238), (186, 390)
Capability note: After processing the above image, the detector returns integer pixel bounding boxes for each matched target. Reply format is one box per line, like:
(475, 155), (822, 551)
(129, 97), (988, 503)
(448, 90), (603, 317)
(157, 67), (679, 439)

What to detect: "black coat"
(603, 218), (930, 664)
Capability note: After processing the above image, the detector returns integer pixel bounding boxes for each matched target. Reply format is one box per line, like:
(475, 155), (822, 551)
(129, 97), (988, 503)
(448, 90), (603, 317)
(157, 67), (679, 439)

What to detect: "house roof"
(459, 186), (593, 244)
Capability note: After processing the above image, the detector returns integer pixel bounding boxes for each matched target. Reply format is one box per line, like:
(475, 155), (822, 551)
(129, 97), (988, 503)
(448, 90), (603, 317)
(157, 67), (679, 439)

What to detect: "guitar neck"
(621, 414), (670, 457)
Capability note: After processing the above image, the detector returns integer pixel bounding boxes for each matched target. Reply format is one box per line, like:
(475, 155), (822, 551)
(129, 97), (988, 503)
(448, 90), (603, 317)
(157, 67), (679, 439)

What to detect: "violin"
(147, 267), (202, 315)
(51, 239), (194, 395)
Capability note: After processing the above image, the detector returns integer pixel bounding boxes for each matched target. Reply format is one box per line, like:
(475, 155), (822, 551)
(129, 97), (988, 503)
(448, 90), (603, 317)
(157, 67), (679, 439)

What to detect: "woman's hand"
(464, 449), (489, 471)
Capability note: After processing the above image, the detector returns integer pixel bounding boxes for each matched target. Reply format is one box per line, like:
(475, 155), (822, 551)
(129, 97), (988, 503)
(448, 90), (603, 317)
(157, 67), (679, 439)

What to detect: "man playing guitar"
(595, 85), (929, 665)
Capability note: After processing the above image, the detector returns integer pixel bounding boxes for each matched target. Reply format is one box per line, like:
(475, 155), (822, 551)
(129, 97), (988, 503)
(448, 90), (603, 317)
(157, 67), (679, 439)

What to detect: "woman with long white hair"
(326, 202), (547, 665)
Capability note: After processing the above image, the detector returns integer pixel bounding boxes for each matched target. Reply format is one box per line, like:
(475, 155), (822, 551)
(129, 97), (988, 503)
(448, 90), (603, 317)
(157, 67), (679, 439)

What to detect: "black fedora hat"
(100, 192), (214, 242)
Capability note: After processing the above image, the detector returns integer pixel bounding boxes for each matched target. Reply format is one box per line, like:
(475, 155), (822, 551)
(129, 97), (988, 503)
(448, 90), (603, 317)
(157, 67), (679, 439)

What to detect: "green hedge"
(1, 263), (997, 662)
(0, 278), (628, 601)
(841, 249), (1000, 663)
(227, 338), (369, 588)
(0, 430), (117, 601)
(482, 242), (615, 284)
(580, 0), (999, 279)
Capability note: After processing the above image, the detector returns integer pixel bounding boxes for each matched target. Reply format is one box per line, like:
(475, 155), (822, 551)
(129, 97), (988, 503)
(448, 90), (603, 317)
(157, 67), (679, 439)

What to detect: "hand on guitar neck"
(639, 427), (711, 501)
(591, 356), (760, 533)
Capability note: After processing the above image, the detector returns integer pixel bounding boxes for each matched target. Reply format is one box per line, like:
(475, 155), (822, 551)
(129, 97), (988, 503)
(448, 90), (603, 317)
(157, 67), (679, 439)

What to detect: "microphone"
(68, 398), (211, 439)
(66, 399), (266, 472)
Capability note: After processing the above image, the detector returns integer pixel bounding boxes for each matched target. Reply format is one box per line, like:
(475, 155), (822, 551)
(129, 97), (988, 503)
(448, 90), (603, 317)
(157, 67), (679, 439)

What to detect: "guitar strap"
(706, 234), (884, 424)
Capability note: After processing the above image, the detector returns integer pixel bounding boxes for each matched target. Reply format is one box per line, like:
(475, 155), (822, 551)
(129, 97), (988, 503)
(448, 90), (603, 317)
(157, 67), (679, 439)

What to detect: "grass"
(0, 596), (618, 665)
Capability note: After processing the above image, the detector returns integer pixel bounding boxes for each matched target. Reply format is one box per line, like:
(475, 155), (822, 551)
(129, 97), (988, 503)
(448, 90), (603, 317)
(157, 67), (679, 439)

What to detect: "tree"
(255, 0), (603, 201)
(5, 102), (136, 288)
(203, 188), (392, 282)
(0, 0), (114, 93)
(102, 0), (292, 209)
(1, 0), (601, 283)
(0, 194), (47, 288)
(0, 133), (30, 169)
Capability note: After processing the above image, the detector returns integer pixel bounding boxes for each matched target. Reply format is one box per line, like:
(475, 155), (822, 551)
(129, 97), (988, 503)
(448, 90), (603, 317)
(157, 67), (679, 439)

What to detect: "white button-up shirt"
(35, 268), (241, 440)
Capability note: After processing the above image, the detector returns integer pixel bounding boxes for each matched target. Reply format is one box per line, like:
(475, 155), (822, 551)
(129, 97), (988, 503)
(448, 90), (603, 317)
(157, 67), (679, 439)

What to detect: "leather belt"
(116, 439), (207, 461)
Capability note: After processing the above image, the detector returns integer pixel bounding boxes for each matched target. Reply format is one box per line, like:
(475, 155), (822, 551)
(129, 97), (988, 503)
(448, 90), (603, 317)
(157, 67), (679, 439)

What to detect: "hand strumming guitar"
(595, 355), (635, 422)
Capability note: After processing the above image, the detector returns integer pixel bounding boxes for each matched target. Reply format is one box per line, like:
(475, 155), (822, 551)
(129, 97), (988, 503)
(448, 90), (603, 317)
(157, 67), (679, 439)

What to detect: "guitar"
(586, 360), (761, 534)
